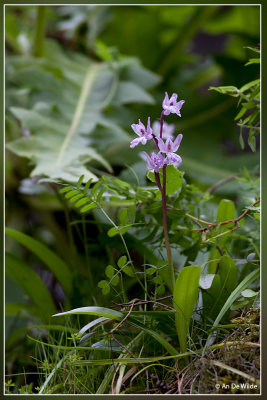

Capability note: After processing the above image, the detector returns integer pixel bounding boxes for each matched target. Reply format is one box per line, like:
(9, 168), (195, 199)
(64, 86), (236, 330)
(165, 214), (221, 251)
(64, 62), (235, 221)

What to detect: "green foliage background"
(5, 4), (260, 394)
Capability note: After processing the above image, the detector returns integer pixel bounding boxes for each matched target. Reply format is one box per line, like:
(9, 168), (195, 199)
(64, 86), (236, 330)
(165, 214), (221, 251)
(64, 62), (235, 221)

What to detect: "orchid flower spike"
(130, 117), (153, 148)
(162, 92), (185, 117)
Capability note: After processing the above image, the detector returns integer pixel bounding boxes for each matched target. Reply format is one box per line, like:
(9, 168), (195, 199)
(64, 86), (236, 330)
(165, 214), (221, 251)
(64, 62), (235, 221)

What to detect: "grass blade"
(5, 252), (57, 323)
(5, 227), (72, 295)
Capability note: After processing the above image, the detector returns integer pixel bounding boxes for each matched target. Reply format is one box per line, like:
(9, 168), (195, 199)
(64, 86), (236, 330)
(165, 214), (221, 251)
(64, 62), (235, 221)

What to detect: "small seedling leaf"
(117, 256), (127, 268)
(105, 265), (114, 279)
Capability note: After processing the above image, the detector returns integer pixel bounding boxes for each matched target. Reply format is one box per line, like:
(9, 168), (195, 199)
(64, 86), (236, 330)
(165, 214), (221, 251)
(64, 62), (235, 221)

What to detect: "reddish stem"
(154, 166), (175, 290)
(160, 111), (165, 139)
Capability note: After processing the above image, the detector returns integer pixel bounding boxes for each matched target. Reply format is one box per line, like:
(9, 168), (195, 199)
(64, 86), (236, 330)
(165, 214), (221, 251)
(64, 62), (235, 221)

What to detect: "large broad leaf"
(203, 256), (237, 322)
(147, 164), (183, 195)
(6, 62), (111, 183)
(216, 199), (236, 232)
(173, 266), (201, 354)
(5, 252), (57, 323)
(5, 40), (159, 183)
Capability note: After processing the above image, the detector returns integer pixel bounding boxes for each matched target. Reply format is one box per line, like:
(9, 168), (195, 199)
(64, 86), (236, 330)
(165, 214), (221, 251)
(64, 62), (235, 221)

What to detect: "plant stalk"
(155, 167), (175, 291)
(159, 111), (165, 139)
(33, 6), (46, 58)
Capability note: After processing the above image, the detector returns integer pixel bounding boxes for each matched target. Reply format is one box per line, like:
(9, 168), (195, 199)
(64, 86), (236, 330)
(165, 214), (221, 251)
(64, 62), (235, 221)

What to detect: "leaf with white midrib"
(6, 61), (113, 183)
(56, 63), (99, 167)
(6, 42), (160, 183)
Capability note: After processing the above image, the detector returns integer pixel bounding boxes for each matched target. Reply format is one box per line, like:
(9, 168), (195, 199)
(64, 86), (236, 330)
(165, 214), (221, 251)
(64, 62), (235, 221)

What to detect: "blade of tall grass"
(6, 227), (72, 296)
(53, 306), (178, 356)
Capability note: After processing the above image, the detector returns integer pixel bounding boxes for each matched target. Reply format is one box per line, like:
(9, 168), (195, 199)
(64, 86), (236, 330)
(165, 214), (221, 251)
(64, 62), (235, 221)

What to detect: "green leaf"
(6, 41), (159, 185)
(122, 265), (135, 278)
(6, 59), (111, 183)
(65, 189), (80, 199)
(68, 193), (84, 203)
(203, 274), (223, 321)
(209, 85), (239, 97)
(208, 248), (222, 274)
(117, 256), (127, 268)
(53, 306), (123, 320)
(59, 186), (74, 193)
(230, 299), (250, 310)
(84, 178), (93, 193)
(112, 81), (155, 105)
(107, 225), (131, 237)
(5, 302), (40, 319)
(173, 266), (201, 353)
(248, 134), (256, 152)
(92, 340), (122, 352)
(152, 275), (162, 284)
(218, 256), (237, 297)
(217, 199), (235, 232)
(5, 252), (57, 323)
(77, 174), (84, 189)
(239, 79), (260, 93)
(79, 317), (108, 335)
(245, 58), (260, 66)
(119, 208), (129, 225)
(80, 203), (97, 213)
(5, 227), (72, 295)
(110, 274), (120, 286)
(235, 106), (247, 121)
(102, 286), (110, 295)
(98, 280), (109, 288)
(204, 256), (237, 322)
(53, 306), (178, 356)
(241, 289), (258, 298)
(146, 267), (157, 275)
(107, 226), (119, 237)
(147, 164), (183, 195)
(75, 197), (90, 208)
(105, 265), (114, 279)
(239, 132), (245, 150)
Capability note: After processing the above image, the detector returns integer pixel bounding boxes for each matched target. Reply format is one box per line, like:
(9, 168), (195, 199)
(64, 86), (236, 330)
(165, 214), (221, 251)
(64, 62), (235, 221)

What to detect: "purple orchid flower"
(130, 117), (153, 148)
(158, 134), (183, 167)
(162, 92), (185, 117)
(152, 121), (175, 139)
(140, 151), (165, 172)
(158, 134), (183, 153)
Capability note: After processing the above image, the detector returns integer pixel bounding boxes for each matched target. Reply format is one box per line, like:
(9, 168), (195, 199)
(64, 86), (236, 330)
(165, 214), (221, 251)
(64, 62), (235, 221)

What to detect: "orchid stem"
(159, 111), (165, 139)
(155, 167), (175, 291)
